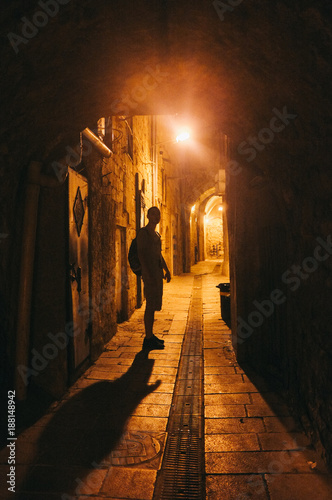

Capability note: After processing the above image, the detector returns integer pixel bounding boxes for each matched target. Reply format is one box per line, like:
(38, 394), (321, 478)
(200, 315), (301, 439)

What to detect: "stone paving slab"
(205, 393), (251, 405)
(92, 363), (132, 372)
(130, 404), (171, 418)
(257, 432), (311, 451)
(18, 464), (108, 495)
(206, 417), (266, 434)
(206, 474), (269, 500)
(204, 365), (237, 375)
(142, 383), (175, 394)
(205, 433), (260, 452)
(250, 391), (287, 405)
(205, 382), (269, 394)
(204, 374), (244, 385)
(265, 473), (332, 500)
(204, 404), (247, 418)
(100, 468), (156, 499)
(246, 403), (290, 417)
(139, 393), (173, 405)
(263, 416), (302, 433)
(205, 450), (323, 474)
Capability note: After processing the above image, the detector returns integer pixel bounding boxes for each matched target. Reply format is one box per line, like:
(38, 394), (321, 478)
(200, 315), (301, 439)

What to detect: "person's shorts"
(143, 277), (163, 311)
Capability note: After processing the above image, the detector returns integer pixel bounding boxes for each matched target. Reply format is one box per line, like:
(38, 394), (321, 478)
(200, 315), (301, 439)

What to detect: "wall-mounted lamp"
(176, 130), (190, 143)
(153, 129), (191, 147)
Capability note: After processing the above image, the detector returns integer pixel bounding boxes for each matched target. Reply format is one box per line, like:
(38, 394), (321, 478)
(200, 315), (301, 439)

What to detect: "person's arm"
(161, 255), (171, 282)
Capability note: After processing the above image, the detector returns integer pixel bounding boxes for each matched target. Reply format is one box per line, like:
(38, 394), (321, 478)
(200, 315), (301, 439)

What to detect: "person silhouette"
(137, 207), (171, 350)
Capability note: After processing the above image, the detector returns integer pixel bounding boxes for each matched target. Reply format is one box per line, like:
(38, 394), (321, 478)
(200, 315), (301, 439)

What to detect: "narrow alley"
(1, 2), (332, 499)
(2, 262), (332, 499)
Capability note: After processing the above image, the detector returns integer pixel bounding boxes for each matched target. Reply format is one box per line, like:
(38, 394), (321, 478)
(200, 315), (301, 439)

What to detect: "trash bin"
(216, 283), (231, 323)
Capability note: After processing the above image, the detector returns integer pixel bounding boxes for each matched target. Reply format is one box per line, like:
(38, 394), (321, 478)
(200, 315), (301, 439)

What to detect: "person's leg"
(142, 303), (164, 349)
(142, 282), (164, 350)
(144, 304), (155, 339)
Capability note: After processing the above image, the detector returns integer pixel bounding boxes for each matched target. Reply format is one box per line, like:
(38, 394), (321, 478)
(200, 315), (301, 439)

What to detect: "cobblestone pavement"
(1, 261), (332, 499)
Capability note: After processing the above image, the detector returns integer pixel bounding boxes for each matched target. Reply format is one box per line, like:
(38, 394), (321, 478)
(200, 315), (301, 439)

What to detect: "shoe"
(152, 334), (164, 345)
(143, 336), (165, 350)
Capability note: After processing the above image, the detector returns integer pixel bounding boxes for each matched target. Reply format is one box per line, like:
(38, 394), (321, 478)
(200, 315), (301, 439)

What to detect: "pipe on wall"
(15, 161), (67, 400)
(82, 128), (112, 158)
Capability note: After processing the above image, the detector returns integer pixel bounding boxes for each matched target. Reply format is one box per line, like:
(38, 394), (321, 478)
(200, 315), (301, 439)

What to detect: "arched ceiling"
(205, 195), (224, 218)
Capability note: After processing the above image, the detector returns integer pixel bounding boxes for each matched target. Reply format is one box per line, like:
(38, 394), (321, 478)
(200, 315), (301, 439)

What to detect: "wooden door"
(68, 169), (90, 373)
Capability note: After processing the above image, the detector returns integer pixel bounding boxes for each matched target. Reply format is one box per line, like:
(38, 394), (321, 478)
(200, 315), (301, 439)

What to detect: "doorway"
(67, 168), (91, 379)
(115, 226), (128, 322)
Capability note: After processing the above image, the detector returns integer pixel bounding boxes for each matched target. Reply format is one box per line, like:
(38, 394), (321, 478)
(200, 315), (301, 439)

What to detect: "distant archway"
(204, 195), (224, 261)
(190, 187), (229, 277)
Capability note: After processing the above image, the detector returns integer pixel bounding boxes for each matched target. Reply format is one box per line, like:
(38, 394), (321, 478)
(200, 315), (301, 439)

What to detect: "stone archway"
(190, 189), (229, 277)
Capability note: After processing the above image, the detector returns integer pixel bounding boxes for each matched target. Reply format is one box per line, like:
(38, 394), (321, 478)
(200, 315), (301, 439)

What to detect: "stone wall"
(23, 114), (186, 398)
(206, 218), (223, 260)
(228, 131), (332, 465)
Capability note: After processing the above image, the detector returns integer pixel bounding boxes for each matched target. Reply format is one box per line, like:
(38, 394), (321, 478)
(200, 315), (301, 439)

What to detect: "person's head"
(147, 206), (161, 225)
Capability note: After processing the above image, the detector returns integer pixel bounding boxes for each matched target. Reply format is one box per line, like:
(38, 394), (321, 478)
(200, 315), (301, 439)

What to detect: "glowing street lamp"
(176, 130), (191, 143)
(152, 129), (191, 147)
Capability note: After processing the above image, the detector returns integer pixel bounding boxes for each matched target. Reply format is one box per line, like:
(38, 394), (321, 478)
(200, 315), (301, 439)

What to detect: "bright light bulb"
(218, 206), (223, 211)
(176, 130), (190, 142)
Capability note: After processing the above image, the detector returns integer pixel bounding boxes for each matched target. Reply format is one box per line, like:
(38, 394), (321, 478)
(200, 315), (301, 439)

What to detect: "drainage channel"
(153, 275), (205, 500)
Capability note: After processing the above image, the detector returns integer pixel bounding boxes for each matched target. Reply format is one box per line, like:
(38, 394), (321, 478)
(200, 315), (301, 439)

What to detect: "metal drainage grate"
(153, 276), (205, 500)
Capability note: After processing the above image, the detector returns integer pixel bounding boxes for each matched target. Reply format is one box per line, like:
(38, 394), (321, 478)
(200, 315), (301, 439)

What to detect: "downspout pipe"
(15, 161), (68, 401)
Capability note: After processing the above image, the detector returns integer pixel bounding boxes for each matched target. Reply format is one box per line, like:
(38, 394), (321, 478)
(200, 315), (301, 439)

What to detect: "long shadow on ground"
(17, 351), (160, 499)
